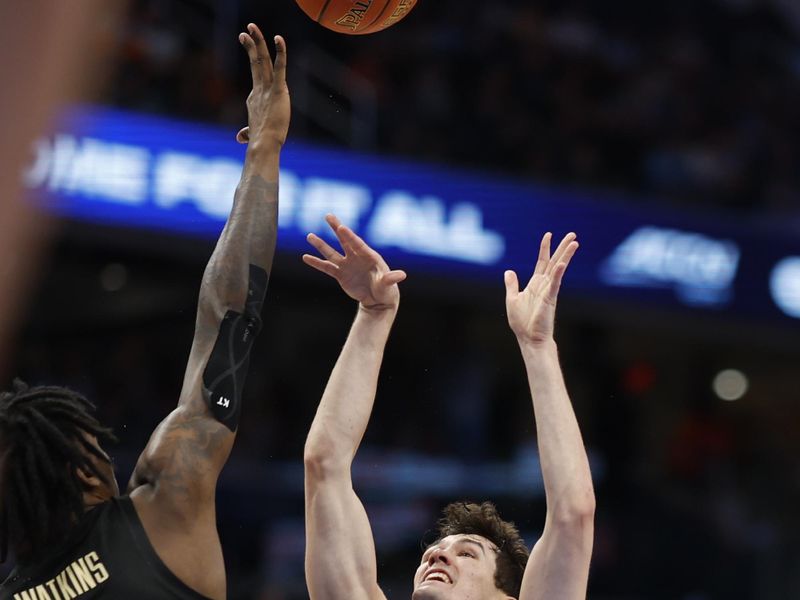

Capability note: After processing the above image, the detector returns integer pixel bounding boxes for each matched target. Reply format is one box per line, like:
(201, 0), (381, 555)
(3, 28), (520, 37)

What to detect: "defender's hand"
(303, 214), (406, 311)
(235, 23), (290, 149)
(504, 232), (579, 345)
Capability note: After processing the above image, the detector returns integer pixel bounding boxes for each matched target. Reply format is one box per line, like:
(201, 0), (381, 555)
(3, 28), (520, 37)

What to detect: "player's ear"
(76, 466), (102, 489)
(236, 127), (250, 144)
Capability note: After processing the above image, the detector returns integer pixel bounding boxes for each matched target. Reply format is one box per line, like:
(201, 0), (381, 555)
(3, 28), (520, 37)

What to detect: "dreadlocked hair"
(0, 379), (116, 563)
(437, 501), (530, 598)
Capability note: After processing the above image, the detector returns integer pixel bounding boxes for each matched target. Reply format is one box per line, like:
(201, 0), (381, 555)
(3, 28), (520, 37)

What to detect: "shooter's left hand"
(504, 232), (579, 345)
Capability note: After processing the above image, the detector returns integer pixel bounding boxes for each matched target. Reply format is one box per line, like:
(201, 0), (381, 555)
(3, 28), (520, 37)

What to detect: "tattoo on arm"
(204, 176), (278, 286)
(138, 408), (231, 503)
(132, 175), (278, 499)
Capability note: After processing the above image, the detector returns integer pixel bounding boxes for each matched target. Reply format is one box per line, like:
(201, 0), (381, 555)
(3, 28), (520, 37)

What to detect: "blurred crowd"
(111, 0), (800, 218)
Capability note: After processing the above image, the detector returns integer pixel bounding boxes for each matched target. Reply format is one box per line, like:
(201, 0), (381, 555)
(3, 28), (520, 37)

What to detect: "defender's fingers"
(504, 270), (520, 299)
(240, 23), (272, 86)
(382, 270), (407, 285)
(306, 233), (344, 262)
(302, 254), (339, 277)
(235, 127), (250, 144)
(248, 23), (274, 80)
(272, 35), (287, 85)
(533, 232), (552, 276)
(546, 232), (577, 276)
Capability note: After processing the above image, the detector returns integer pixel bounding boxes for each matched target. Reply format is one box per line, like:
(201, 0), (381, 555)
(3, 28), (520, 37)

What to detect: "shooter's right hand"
(303, 214), (407, 312)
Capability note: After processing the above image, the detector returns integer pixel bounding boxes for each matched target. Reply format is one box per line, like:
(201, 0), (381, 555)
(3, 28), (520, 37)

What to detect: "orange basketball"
(295, 0), (418, 35)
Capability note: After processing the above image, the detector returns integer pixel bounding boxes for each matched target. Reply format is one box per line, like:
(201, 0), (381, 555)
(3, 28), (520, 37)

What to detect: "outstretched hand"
(235, 23), (290, 148)
(504, 232), (579, 345)
(303, 215), (407, 311)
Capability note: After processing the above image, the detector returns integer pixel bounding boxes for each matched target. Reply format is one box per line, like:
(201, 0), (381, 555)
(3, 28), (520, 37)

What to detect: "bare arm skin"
(125, 24), (290, 600)
(504, 234), (595, 600)
(303, 215), (406, 600)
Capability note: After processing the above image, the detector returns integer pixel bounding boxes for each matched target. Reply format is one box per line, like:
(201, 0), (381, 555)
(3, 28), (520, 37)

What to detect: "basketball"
(294, 0), (418, 35)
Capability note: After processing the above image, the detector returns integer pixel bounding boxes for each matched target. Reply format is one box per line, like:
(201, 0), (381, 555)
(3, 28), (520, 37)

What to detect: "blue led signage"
(25, 106), (800, 325)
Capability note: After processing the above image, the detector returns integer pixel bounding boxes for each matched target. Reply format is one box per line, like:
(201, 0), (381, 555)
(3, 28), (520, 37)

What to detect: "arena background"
(3, 0), (800, 598)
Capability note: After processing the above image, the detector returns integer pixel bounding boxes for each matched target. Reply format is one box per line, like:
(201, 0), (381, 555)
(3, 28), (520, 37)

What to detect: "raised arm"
(303, 215), (406, 600)
(126, 23), (290, 599)
(504, 233), (595, 600)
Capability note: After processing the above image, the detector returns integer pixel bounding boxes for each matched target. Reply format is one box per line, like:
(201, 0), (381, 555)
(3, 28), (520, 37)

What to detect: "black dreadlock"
(0, 379), (116, 563)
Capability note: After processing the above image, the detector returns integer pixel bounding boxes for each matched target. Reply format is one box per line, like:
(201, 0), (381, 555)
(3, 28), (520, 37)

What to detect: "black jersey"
(0, 496), (210, 600)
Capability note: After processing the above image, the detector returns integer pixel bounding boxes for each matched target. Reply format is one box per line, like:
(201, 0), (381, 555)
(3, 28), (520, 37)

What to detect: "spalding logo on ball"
(295, 0), (418, 35)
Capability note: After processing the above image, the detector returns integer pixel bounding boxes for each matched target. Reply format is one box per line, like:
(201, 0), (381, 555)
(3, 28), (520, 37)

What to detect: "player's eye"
(459, 551), (475, 558)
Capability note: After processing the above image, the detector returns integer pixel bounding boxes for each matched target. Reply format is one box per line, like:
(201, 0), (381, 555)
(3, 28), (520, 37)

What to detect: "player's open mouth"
(423, 570), (452, 584)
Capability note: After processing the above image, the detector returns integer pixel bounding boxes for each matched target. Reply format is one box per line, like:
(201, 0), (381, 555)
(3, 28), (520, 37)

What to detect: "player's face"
(412, 534), (509, 600)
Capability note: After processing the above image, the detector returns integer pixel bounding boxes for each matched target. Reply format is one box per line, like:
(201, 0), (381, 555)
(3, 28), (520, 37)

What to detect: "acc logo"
(600, 226), (740, 306)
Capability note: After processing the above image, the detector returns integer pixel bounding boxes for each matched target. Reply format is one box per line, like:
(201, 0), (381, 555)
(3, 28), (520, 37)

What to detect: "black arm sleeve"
(202, 264), (269, 432)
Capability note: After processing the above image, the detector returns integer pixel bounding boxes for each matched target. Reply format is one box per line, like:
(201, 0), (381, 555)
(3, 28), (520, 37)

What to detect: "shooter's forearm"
(520, 339), (595, 523)
(304, 306), (397, 474)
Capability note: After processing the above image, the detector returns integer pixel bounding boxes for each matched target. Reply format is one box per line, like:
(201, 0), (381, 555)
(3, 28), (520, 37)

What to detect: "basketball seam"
(362, 0), (394, 32)
(316, 0), (335, 22)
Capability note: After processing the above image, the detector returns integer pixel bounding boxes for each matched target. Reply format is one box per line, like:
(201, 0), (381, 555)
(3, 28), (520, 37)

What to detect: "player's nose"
(428, 547), (452, 565)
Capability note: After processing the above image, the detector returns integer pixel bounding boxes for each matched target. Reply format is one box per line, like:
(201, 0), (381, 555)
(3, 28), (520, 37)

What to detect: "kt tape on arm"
(203, 264), (269, 431)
